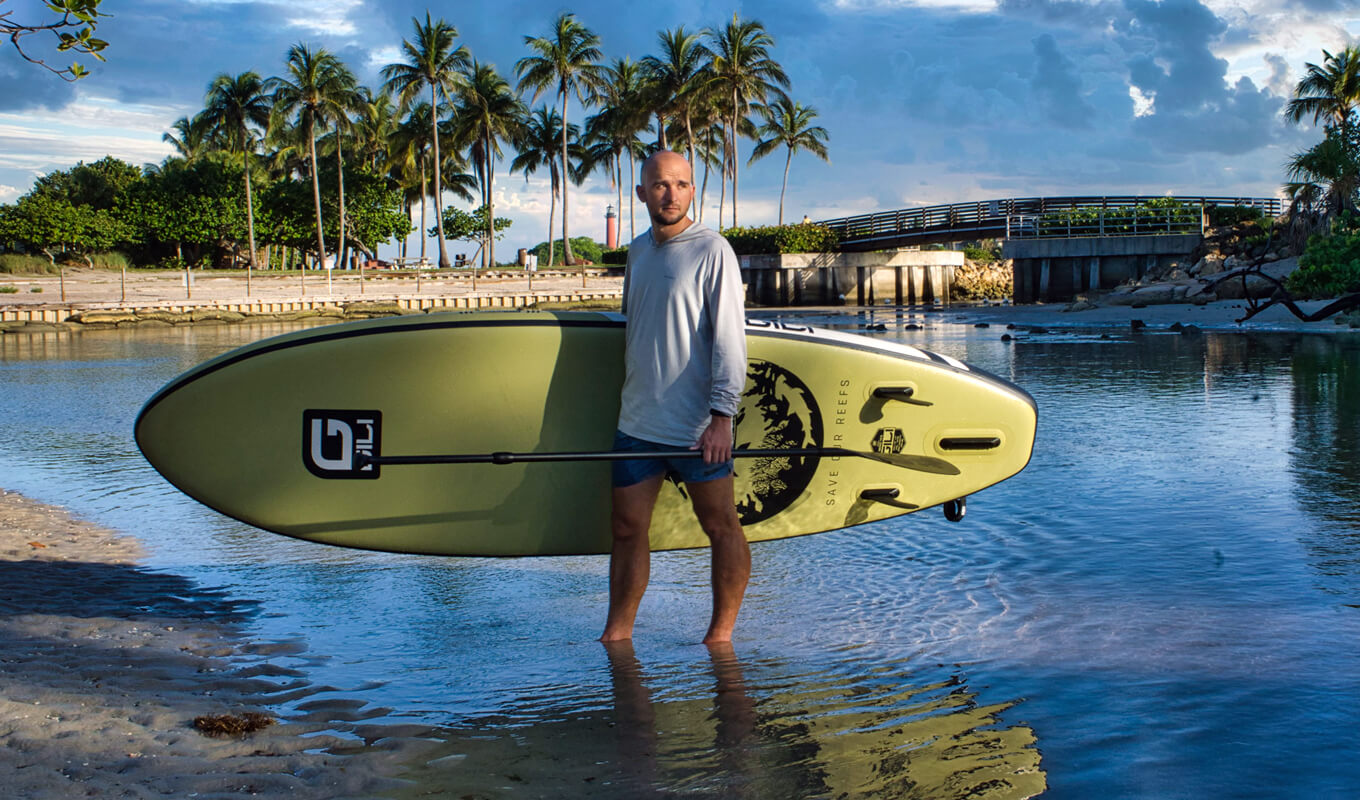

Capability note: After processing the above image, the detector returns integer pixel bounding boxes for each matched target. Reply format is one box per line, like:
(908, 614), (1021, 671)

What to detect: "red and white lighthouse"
(605, 204), (618, 250)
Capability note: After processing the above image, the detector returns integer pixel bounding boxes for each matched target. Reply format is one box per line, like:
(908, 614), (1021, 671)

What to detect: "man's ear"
(635, 184), (646, 203)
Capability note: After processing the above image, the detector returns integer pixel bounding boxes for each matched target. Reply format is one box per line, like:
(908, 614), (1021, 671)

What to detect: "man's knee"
(611, 509), (651, 543)
(698, 511), (743, 544)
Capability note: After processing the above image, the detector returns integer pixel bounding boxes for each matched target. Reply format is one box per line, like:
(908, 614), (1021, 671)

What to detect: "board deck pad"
(136, 311), (1036, 556)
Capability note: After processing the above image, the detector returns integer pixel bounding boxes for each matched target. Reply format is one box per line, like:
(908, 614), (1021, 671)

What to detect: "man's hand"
(696, 414), (734, 464)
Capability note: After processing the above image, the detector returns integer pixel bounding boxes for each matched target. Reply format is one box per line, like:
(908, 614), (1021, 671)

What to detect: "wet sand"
(0, 489), (436, 798)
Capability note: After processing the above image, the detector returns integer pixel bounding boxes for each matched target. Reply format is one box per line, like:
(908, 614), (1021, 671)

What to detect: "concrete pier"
(1005, 234), (1201, 303)
(740, 250), (962, 306)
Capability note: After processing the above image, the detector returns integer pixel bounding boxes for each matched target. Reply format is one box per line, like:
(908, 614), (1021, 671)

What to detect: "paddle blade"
(860, 450), (960, 475)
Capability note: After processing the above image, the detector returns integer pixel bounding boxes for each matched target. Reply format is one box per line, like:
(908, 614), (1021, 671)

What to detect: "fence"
(818, 195), (1283, 248)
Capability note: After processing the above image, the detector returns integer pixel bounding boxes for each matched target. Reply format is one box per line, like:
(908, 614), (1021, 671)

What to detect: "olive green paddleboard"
(135, 310), (1036, 556)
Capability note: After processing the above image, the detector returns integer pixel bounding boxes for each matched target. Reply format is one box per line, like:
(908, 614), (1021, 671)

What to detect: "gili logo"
(302, 410), (381, 479)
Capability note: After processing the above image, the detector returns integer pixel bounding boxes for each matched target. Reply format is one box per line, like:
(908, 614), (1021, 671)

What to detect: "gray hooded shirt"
(618, 223), (747, 446)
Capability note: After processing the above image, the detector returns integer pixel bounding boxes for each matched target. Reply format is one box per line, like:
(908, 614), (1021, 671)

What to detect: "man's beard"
(649, 207), (687, 226)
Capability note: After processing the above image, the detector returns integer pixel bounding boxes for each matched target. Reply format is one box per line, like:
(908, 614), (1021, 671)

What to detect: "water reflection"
(395, 647), (1045, 799)
(1287, 335), (1360, 604)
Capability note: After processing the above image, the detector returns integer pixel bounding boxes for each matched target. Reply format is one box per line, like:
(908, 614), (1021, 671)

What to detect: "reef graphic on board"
(733, 360), (825, 525)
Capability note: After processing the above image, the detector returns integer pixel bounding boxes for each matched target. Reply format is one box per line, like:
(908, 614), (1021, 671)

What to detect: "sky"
(1, 0), (1358, 259)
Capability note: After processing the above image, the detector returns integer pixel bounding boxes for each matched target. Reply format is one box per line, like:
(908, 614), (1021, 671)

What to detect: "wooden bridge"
(817, 195), (1283, 251)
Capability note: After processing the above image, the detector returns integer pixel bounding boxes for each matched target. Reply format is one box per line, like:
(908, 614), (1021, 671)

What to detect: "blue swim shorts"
(611, 430), (735, 488)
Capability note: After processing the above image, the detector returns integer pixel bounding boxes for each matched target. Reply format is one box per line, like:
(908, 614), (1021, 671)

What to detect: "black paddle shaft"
(360, 447), (959, 475)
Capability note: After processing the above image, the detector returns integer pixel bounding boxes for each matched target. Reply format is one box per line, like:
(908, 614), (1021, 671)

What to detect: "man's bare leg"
(601, 474), (665, 642)
(687, 475), (749, 643)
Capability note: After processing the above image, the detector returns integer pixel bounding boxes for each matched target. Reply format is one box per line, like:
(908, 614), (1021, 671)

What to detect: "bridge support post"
(1039, 259), (1051, 300)
(1088, 257), (1100, 293)
(894, 266), (903, 305)
(857, 266), (866, 306)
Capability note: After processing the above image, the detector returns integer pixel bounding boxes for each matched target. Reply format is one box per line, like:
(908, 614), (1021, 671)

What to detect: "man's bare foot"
(600, 627), (633, 642)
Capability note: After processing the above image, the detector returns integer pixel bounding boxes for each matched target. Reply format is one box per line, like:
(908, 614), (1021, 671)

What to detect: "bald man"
(601, 150), (749, 644)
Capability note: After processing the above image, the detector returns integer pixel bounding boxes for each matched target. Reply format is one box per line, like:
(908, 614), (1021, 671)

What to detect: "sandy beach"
(0, 489), (441, 798)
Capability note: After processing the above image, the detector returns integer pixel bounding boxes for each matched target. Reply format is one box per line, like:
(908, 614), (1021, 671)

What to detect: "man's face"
(636, 154), (695, 227)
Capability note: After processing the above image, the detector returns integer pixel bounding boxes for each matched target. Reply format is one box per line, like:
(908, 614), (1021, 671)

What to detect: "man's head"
(636, 150), (694, 229)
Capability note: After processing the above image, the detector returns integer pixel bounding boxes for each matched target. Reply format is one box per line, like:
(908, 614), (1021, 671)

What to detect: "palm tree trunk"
(419, 157), (428, 261)
(547, 173), (556, 270)
(486, 130), (496, 272)
(431, 84), (451, 268)
(308, 127), (328, 275)
(779, 148), (791, 226)
(561, 93), (577, 280)
(731, 94), (740, 228)
(336, 139), (348, 271)
(243, 151), (256, 297)
(625, 148), (636, 240)
(685, 112), (697, 218)
(718, 121), (727, 231)
(657, 112), (667, 149)
(699, 133), (710, 225)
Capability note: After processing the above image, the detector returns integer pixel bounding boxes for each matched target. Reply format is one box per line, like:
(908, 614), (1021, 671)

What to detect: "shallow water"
(2, 313), (1359, 798)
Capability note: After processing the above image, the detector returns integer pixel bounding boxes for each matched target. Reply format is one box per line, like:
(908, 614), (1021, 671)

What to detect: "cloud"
(1031, 33), (1095, 127)
(0, 184), (19, 203)
(0, 51), (77, 112)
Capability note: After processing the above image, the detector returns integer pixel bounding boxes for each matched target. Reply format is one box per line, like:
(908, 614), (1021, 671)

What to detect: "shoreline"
(0, 488), (434, 798)
(3, 267), (1358, 336)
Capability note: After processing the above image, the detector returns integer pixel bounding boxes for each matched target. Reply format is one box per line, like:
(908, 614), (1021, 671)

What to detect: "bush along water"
(721, 222), (838, 255)
(1289, 212), (1360, 298)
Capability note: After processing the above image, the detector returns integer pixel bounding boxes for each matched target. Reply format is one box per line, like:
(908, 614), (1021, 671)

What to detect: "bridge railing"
(818, 195), (1283, 246)
(1007, 205), (1206, 239)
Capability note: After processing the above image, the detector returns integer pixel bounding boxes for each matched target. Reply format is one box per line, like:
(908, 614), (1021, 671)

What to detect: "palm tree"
(641, 26), (710, 162)
(748, 97), (829, 225)
(352, 88), (398, 172)
(162, 115), (214, 162)
(586, 57), (652, 240)
(454, 60), (525, 270)
(267, 43), (352, 270)
(516, 12), (606, 275)
(390, 102), (435, 261)
(1287, 47), (1360, 133)
(201, 71), (272, 288)
(382, 12), (471, 268)
(707, 15), (788, 228)
(1286, 133), (1360, 220)
(512, 106), (576, 270)
(314, 63), (360, 270)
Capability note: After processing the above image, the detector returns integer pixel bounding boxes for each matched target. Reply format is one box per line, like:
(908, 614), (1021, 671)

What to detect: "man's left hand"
(696, 414), (734, 464)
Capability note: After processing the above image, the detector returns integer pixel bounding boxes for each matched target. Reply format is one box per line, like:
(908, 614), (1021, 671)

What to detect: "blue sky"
(1, 0), (1357, 257)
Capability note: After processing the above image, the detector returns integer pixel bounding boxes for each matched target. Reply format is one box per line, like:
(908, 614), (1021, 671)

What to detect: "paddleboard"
(135, 311), (1036, 556)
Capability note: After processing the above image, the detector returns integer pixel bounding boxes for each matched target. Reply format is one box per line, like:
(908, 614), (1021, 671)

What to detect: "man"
(600, 150), (749, 644)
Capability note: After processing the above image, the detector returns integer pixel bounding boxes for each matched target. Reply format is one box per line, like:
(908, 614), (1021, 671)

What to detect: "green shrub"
(30, 286), (41, 293)
(88, 251), (132, 269)
(0, 285), (17, 293)
(1289, 213), (1360, 298)
(1207, 204), (1266, 227)
(0, 253), (58, 275)
(721, 222), (838, 255)
(963, 244), (1000, 262)
(601, 247), (628, 265)
(529, 237), (605, 266)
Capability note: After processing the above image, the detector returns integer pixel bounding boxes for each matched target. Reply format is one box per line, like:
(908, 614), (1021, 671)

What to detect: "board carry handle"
(359, 447), (960, 475)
